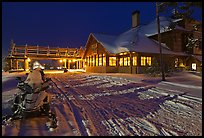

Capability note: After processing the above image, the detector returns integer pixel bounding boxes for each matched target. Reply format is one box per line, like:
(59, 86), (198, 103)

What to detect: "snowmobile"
(2, 76), (58, 131)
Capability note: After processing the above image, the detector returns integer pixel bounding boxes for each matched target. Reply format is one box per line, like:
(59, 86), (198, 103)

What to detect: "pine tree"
(146, 57), (160, 76)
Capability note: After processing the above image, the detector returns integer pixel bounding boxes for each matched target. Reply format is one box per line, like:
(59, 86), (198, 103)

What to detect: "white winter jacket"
(25, 69), (43, 89)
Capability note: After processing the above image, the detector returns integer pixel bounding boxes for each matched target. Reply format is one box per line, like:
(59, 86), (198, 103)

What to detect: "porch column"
(24, 58), (29, 71)
(10, 59), (13, 70)
(16, 60), (19, 70)
(137, 53), (141, 74)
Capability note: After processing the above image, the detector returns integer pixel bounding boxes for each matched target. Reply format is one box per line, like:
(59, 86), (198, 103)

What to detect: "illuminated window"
(96, 55), (98, 66)
(109, 57), (116, 66)
(120, 58), (123, 66)
(103, 54), (106, 66)
(141, 57), (146, 66)
(90, 56), (93, 66)
(93, 55), (95, 66)
(124, 57), (127, 66)
(147, 57), (151, 66)
(133, 56), (137, 66)
(99, 54), (102, 66)
(127, 57), (130, 66)
(192, 63), (196, 70)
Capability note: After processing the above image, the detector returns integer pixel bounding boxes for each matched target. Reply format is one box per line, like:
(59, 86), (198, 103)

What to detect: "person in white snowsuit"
(24, 67), (44, 91)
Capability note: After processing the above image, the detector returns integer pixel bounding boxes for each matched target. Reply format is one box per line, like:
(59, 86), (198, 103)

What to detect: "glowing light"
(192, 63), (196, 70)
(63, 59), (66, 62)
(60, 59), (62, 63)
(27, 58), (31, 62)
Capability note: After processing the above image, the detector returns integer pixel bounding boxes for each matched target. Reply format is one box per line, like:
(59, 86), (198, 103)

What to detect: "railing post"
(47, 45), (50, 56)
(37, 45), (39, 55)
(25, 44), (27, 56)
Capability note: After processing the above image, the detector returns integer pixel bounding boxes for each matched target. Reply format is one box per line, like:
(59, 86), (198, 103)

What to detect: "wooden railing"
(11, 45), (82, 58)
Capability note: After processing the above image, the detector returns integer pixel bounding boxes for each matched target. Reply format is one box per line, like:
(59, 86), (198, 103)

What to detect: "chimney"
(132, 10), (140, 28)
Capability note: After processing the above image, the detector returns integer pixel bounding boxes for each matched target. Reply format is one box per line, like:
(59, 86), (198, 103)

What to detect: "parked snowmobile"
(2, 76), (58, 130)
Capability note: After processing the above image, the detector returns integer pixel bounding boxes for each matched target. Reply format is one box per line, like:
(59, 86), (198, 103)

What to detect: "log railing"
(11, 45), (81, 57)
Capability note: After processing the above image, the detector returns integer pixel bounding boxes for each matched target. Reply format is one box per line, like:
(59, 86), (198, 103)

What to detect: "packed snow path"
(2, 72), (202, 136)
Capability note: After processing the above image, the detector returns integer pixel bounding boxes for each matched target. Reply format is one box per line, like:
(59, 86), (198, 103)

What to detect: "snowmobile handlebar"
(16, 77), (23, 82)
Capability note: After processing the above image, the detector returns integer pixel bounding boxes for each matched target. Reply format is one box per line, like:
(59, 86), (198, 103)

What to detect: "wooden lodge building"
(83, 11), (202, 73)
(6, 11), (202, 73)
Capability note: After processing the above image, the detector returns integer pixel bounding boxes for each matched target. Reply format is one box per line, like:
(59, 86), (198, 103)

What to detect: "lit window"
(192, 63), (196, 70)
(120, 58), (123, 66)
(127, 57), (130, 66)
(124, 57), (128, 66)
(147, 57), (151, 66)
(109, 57), (116, 66)
(103, 54), (106, 66)
(93, 55), (95, 66)
(141, 57), (146, 66)
(99, 54), (102, 66)
(96, 55), (98, 66)
(90, 56), (93, 66)
(133, 56), (137, 66)
(123, 57), (130, 66)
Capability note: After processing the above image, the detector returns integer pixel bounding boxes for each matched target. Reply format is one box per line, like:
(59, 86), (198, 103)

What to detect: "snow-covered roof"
(87, 16), (188, 55)
(140, 16), (189, 37)
(92, 28), (186, 55)
(92, 33), (118, 53)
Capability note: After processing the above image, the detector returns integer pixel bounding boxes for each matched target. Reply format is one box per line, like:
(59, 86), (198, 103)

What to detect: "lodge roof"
(90, 16), (189, 56)
(139, 16), (190, 36)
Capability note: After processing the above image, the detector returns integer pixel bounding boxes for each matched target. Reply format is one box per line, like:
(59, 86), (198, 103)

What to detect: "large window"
(124, 57), (130, 66)
(119, 58), (123, 66)
(96, 55), (98, 66)
(103, 54), (106, 66)
(141, 57), (146, 66)
(133, 56), (137, 66)
(109, 57), (116, 66)
(141, 56), (152, 66)
(99, 54), (102, 66)
(90, 56), (93, 66)
(146, 57), (151, 66)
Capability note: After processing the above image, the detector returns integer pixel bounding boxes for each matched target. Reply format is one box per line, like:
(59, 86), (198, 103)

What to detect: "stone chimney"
(132, 10), (140, 28)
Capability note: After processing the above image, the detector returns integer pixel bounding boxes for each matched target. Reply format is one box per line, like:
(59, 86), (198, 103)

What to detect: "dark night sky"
(2, 2), (202, 58)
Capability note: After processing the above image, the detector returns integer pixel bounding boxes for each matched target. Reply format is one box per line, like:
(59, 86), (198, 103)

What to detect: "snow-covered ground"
(2, 71), (202, 136)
